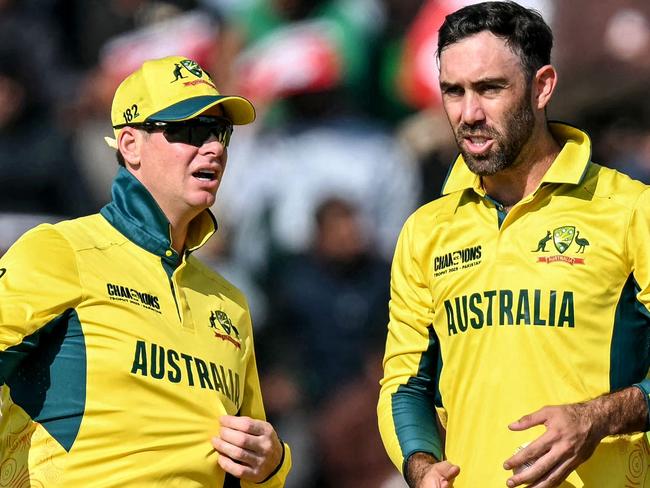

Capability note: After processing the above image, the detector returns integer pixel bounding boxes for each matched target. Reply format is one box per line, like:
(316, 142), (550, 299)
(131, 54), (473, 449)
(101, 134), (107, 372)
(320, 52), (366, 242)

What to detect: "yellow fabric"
(378, 123), (650, 487)
(0, 215), (290, 487)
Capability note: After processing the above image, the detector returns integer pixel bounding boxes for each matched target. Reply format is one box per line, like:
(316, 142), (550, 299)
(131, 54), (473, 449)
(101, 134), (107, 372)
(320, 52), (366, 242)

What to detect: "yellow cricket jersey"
(378, 123), (650, 487)
(0, 168), (291, 487)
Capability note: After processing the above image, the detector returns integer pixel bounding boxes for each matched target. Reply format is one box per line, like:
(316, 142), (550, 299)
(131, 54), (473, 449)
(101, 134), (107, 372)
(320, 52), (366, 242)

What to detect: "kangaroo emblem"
(533, 230), (552, 252)
(172, 63), (187, 82)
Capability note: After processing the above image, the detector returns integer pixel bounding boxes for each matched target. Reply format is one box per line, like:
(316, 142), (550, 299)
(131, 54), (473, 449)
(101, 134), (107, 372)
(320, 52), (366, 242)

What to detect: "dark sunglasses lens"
(162, 121), (232, 147)
(162, 125), (192, 144)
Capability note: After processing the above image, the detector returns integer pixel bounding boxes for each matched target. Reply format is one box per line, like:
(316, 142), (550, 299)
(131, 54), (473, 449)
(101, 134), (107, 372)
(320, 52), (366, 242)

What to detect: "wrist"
(583, 386), (648, 438)
(258, 439), (285, 484)
(405, 451), (439, 488)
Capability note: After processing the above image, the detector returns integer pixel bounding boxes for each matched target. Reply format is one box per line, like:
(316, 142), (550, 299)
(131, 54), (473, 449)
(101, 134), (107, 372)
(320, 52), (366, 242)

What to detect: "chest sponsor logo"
(131, 339), (241, 408)
(444, 288), (575, 335)
(106, 283), (161, 314)
(434, 245), (483, 277)
(0, 268), (5, 279)
(532, 226), (590, 265)
(210, 310), (241, 349)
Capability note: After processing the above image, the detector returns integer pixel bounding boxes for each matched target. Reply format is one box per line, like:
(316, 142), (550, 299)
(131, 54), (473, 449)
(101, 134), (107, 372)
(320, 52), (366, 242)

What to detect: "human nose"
(200, 134), (227, 156)
(460, 92), (486, 126)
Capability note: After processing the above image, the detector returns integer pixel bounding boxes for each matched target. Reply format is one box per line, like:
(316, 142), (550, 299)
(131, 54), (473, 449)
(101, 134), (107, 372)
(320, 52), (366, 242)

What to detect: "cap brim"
(149, 95), (256, 125)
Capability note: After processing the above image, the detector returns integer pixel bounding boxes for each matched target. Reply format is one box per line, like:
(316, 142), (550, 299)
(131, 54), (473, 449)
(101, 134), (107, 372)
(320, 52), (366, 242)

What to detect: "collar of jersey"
(100, 167), (217, 261)
(441, 122), (592, 196)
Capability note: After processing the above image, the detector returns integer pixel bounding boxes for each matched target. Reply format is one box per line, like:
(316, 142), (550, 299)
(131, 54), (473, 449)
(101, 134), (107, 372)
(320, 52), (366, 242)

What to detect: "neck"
(165, 208), (202, 254)
(169, 222), (188, 254)
(482, 124), (561, 209)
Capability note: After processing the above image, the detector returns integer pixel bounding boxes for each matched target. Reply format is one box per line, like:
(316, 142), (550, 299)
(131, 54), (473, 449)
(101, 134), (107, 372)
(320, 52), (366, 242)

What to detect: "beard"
(454, 93), (535, 177)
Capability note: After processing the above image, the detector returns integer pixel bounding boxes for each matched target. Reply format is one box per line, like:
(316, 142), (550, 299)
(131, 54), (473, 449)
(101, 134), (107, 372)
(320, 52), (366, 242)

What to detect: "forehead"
(439, 31), (524, 83)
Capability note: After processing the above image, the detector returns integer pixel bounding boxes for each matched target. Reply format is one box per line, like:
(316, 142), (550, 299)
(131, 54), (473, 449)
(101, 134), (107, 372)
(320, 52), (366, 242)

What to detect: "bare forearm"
(584, 386), (648, 439)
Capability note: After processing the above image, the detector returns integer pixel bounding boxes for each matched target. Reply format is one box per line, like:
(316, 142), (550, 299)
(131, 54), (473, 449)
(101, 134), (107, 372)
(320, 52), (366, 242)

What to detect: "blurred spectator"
(315, 349), (406, 488)
(0, 51), (93, 216)
(56, 0), (201, 70)
(258, 196), (391, 486)
(218, 102), (420, 275)
(589, 104), (650, 184)
(264, 196), (390, 404)
(0, 0), (76, 109)
(219, 0), (384, 125)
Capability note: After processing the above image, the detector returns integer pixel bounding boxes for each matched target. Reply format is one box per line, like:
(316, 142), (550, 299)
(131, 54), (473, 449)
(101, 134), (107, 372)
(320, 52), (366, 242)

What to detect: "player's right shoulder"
(53, 214), (126, 251)
(404, 192), (462, 231)
(2, 222), (77, 273)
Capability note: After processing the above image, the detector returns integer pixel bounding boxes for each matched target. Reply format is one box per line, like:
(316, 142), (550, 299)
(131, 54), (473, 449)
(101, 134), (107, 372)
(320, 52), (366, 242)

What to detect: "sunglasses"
(115, 116), (234, 147)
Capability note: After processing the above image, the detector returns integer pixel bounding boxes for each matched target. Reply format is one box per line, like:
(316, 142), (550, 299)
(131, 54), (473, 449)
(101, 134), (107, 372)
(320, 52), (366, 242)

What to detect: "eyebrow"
(440, 77), (510, 91)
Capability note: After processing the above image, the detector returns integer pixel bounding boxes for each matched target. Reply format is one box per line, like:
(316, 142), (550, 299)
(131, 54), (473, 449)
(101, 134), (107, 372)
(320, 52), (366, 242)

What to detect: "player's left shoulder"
(584, 162), (650, 209)
(185, 255), (249, 305)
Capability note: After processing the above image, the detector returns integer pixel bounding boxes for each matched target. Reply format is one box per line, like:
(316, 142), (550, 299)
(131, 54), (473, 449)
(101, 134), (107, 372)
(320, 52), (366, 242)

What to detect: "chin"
(188, 192), (217, 211)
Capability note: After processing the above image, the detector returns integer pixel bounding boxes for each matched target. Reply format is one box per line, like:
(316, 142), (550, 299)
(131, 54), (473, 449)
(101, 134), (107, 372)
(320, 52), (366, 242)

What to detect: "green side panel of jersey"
(610, 274), (650, 391)
(1, 309), (86, 452)
(392, 325), (444, 470)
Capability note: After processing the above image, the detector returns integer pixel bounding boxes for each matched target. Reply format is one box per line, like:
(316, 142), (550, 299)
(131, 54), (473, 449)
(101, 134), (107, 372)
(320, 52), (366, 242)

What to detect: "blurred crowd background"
(1, 0), (650, 486)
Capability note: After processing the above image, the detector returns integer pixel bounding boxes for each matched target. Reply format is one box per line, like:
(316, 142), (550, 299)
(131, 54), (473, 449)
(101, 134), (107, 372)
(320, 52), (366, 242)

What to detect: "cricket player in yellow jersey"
(0, 56), (291, 487)
(378, 2), (650, 488)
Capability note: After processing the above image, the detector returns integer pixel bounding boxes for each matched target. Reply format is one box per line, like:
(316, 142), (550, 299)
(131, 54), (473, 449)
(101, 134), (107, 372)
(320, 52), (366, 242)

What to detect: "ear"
(533, 65), (557, 110)
(117, 127), (142, 169)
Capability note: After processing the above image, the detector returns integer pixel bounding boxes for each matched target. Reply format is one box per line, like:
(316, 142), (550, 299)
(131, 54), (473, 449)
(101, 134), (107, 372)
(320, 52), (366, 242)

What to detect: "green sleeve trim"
(610, 274), (650, 391)
(633, 379), (650, 431)
(391, 325), (444, 469)
(0, 309), (86, 451)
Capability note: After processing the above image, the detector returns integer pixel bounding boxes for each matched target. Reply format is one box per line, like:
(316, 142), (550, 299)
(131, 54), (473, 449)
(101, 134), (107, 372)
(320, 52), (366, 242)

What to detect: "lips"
(463, 135), (494, 155)
(192, 169), (217, 181)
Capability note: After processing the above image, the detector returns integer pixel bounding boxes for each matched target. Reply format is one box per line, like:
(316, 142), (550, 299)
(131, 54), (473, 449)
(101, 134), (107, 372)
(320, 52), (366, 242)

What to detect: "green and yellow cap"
(105, 55), (255, 148)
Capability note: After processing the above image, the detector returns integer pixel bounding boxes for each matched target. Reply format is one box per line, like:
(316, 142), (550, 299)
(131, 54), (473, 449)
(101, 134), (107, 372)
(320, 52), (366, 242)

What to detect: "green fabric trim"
(484, 194), (508, 228)
(610, 274), (650, 391)
(100, 167), (217, 269)
(392, 325), (444, 473)
(0, 309), (86, 452)
(149, 95), (227, 121)
(632, 380), (650, 431)
(101, 168), (176, 260)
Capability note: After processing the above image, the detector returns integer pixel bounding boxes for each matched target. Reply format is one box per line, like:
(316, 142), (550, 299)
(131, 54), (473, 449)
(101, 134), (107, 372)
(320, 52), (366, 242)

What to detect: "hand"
(503, 403), (603, 488)
(406, 452), (460, 488)
(212, 415), (284, 482)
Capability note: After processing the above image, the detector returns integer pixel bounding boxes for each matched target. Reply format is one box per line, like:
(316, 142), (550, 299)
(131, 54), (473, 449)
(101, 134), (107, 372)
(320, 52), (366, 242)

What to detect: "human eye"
(478, 82), (505, 95)
(441, 84), (463, 97)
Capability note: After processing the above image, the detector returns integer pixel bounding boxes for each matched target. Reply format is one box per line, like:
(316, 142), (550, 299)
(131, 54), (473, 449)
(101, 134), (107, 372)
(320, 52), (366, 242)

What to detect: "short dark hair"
(437, 1), (553, 79)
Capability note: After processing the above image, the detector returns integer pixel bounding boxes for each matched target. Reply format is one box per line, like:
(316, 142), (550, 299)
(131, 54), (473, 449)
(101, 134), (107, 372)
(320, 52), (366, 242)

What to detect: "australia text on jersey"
(444, 288), (575, 335)
(131, 339), (241, 408)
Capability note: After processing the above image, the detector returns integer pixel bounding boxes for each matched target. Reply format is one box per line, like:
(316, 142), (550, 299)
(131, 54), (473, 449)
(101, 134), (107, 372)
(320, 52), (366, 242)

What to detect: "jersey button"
(165, 250), (173, 257)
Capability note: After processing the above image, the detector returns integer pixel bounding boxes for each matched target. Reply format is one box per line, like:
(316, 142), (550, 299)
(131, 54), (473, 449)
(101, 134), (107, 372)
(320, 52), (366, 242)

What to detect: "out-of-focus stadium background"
(1, 0), (649, 486)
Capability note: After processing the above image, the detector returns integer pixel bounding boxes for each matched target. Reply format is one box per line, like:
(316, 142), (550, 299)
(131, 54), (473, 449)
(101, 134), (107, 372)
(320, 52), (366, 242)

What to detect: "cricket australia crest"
(180, 59), (203, 77)
(532, 225), (589, 266)
(553, 226), (575, 254)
